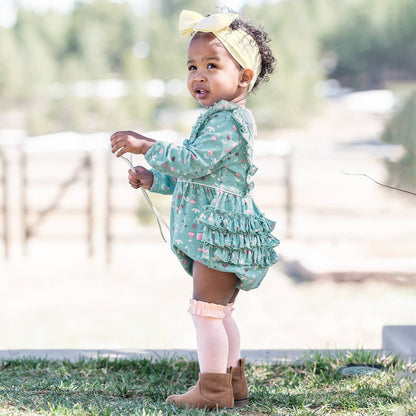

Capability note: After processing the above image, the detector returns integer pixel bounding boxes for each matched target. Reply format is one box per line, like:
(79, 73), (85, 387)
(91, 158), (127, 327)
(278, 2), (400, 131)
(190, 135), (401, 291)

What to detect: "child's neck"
(220, 96), (247, 108)
(233, 97), (247, 108)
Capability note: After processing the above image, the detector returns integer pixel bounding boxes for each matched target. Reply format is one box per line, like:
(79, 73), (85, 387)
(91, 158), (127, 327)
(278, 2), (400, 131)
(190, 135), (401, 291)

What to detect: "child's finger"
(129, 179), (142, 189)
(110, 134), (123, 152)
(110, 131), (126, 145)
(115, 146), (128, 158)
(110, 134), (129, 156)
(128, 169), (139, 179)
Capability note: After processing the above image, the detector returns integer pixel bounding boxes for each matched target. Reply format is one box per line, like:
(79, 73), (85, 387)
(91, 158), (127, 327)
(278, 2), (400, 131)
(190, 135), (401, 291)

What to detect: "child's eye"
(188, 65), (197, 71)
(207, 63), (217, 69)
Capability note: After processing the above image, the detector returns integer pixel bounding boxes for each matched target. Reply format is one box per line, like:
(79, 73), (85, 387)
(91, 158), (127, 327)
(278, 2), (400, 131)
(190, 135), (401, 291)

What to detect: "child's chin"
(197, 98), (216, 107)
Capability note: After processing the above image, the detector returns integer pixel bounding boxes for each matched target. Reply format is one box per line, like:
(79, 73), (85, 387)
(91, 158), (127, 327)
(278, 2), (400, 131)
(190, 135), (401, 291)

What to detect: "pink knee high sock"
(188, 299), (229, 374)
(224, 303), (241, 368)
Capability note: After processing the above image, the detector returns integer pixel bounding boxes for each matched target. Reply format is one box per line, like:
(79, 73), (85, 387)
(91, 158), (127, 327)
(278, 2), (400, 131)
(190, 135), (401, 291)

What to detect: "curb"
(0, 349), (384, 364)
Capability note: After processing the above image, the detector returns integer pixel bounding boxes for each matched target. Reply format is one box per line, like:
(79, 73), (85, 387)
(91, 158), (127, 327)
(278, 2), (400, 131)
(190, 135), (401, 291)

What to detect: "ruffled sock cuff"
(188, 299), (227, 319)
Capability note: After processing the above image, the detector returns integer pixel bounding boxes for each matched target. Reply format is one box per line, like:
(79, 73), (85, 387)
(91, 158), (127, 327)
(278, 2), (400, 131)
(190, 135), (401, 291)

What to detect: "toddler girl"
(110, 9), (279, 410)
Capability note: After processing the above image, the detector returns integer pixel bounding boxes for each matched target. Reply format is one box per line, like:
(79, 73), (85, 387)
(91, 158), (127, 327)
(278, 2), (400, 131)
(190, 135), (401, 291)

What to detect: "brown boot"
(166, 372), (234, 410)
(229, 358), (249, 405)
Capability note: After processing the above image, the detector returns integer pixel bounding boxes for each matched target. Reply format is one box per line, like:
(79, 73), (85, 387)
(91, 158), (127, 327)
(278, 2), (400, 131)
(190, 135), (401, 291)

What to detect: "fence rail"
(19, 151), (94, 256)
(0, 135), (292, 263)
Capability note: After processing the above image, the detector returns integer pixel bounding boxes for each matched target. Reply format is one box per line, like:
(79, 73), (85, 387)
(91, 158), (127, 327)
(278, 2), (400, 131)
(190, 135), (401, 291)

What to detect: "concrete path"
(0, 349), (383, 364)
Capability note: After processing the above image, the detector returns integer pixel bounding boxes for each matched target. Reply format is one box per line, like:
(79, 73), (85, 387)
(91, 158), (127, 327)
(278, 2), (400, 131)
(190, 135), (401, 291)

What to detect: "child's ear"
(239, 68), (254, 88)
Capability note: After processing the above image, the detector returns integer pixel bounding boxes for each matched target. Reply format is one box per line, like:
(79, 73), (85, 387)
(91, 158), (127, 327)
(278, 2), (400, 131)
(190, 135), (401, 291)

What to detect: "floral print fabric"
(144, 100), (279, 290)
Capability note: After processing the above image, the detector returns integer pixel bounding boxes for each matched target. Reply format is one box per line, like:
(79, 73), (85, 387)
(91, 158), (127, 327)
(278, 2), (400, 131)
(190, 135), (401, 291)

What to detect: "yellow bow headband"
(179, 10), (261, 92)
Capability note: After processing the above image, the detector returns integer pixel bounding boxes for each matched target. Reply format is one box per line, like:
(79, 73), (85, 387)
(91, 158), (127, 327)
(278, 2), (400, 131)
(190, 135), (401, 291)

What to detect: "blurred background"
(0, 0), (415, 351)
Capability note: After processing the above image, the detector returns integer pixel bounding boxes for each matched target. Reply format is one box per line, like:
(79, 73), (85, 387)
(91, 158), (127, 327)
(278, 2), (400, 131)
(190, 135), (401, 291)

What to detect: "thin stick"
(118, 151), (169, 242)
(340, 171), (416, 196)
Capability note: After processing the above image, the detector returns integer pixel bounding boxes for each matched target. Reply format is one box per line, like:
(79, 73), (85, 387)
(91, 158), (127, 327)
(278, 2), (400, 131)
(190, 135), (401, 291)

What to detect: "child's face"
(187, 32), (250, 107)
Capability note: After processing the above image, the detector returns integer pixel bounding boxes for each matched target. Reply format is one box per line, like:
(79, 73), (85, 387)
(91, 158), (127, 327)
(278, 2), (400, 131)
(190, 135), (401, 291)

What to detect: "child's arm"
(129, 166), (177, 195)
(144, 112), (242, 180)
(110, 130), (155, 158)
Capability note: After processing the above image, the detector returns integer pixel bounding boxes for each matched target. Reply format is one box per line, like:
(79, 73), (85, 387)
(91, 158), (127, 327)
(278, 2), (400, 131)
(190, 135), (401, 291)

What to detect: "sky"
(0, 0), (145, 26)
(1, 0), (270, 27)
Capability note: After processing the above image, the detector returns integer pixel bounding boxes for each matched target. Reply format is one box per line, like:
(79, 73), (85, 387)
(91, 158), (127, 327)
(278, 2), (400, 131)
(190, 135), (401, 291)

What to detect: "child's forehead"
(188, 32), (228, 54)
(187, 32), (241, 68)
(189, 32), (223, 47)
(192, 31), (217, 40)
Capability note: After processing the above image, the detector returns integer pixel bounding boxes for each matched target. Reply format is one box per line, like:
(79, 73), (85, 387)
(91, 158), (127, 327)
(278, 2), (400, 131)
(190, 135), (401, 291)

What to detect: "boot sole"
(234, 398), (249, 408)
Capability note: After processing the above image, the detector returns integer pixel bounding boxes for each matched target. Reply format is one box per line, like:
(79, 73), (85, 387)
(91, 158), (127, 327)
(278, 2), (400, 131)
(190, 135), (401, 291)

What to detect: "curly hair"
(229, 16), (276, 92)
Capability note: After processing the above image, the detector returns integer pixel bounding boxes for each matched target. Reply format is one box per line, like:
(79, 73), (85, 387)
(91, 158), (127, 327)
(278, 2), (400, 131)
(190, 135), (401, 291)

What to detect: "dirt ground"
(1, 98), (415, 351)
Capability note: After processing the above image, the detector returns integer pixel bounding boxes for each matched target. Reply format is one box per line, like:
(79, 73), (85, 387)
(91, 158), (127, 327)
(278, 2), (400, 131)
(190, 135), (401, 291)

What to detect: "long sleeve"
(148, 169), (177, 195)
(144, 111), (241, 180)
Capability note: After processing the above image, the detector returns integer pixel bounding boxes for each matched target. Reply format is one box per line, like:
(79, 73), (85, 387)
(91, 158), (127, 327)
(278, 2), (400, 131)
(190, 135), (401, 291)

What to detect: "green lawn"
(0, 351), (414, 415)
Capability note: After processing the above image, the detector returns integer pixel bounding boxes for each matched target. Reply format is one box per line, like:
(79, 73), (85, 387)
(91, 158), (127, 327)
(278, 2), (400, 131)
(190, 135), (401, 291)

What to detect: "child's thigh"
(192, 262), (239, 305)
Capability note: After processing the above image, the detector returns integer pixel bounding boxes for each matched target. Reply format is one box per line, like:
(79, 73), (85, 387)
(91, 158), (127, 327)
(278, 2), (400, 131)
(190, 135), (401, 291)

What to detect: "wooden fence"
(0, 134), (292, 263)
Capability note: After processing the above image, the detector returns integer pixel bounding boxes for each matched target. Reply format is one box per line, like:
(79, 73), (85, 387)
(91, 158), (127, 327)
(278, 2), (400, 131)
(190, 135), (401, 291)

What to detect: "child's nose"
(194, 70), (207, 82)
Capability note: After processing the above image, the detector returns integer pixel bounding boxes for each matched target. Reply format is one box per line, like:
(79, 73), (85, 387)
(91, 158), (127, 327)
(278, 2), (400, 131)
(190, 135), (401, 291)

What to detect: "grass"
(0, 351), (415, 415)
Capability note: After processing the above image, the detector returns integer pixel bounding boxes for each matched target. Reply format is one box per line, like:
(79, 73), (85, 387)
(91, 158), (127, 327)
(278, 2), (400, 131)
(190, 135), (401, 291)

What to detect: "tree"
(0, 27), (25, 101)
(320, 0), (416, 89)
(245, 0), (323, 127)
(381, 89), (416, 193)
(65, 0), (139, 79)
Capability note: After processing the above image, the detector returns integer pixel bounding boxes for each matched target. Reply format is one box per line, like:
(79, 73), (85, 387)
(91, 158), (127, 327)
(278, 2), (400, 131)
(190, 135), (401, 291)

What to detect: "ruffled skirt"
(170, 182), (279, 291)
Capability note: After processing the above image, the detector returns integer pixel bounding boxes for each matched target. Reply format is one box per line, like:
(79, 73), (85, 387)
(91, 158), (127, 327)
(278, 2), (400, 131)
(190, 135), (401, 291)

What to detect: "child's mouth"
(195, 88), (208, 99)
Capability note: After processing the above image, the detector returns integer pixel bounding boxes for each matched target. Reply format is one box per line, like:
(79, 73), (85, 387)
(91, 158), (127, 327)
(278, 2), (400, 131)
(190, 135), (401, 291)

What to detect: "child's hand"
(128, 166), (154, 190)
(110, 130), (155, 157)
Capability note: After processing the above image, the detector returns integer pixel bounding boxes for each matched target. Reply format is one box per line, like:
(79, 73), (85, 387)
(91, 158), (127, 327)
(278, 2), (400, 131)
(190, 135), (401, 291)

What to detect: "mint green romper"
(144, 100), (279, 291)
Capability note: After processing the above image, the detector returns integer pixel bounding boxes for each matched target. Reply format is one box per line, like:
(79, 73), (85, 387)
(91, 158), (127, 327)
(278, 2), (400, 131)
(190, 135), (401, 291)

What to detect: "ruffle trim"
(188, 299), (226, 319)
(198, 206), (277, 234)
(201, 245), (279, 267)
(203, 229), (279, 249)
(190, 100), (254, 146)
(198, 206), (280, 267)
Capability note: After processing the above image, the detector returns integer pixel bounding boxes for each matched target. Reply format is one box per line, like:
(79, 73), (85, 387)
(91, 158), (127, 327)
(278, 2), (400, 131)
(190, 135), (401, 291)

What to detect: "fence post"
(284, 151), (293, 239)
(0, 150), (9, 259)
(105, 152), (112, 264)
(85, 153), (93, 257)
(20, 149), (28, 255)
